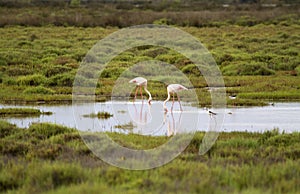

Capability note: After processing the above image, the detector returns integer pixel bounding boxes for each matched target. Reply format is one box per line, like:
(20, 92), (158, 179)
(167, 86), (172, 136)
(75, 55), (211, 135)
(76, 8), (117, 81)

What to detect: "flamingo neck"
(163, 91), (170, 109)
(144, 86), (152, 102)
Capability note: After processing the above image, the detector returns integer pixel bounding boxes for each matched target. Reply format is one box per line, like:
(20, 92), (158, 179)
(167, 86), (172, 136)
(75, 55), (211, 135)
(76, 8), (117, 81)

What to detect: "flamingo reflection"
(163, 111), (182, 137)
(133, 101), (152, 125)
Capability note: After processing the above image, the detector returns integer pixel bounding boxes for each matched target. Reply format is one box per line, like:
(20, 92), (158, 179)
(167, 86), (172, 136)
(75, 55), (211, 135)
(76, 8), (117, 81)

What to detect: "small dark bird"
(208, 110), (217, 116)
(229, 94), (237, 100)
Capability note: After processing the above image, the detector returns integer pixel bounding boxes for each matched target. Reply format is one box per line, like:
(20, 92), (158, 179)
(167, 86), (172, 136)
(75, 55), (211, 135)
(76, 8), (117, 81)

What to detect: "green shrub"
(23, 86), (55, 95)
(54, 56), (76, 66)
(27, 123), (75, 139)
(47, 72), (75, 87)
(0, 140), (30, 156)
(0, 120), (20, 138)
(181, 64), (201, 75)
(0, 163), (26, 192)
(0, 72), (4, 83)
(296, 66), (300, 76)
(5, 66), (34, 76)
(83, 111), (113, 119)
(100, 68), (126, 79)
(0, 108), (43, 117)
(265, 133), (300, 147)
(222, 62), (275, 76)
(258, 128), (280, 145)
(44, 65), (72, 77)
(25, 162), (88, 193)
(3, 77), (17, 85)
(17, 74), (47, 86)
(0, 57), (7, 66)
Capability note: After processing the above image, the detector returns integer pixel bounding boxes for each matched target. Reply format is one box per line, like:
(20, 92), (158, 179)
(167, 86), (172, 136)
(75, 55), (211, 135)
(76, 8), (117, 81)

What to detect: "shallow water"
(0, 101), (299, 135)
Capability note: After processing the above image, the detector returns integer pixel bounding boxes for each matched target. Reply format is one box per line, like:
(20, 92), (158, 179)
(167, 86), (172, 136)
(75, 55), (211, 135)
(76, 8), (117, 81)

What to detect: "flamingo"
(163, 84), (188, 112)
(129, 77), (152, 105)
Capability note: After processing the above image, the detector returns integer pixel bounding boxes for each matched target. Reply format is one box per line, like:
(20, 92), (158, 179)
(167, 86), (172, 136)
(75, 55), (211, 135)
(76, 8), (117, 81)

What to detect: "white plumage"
(129, 77), (152, 104)
(163, 84), (188, 112)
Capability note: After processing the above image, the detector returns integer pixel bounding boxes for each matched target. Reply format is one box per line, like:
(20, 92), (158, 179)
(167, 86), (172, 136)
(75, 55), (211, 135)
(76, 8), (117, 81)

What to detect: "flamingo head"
(164, 107), (168, 112)
(129, 79), (136, 84)
(148, 96), (152, 105)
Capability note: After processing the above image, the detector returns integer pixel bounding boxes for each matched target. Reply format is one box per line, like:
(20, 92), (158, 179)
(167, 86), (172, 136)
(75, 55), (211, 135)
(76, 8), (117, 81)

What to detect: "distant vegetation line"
(0, 0), (299, 9)
(0, 0), (299, 27)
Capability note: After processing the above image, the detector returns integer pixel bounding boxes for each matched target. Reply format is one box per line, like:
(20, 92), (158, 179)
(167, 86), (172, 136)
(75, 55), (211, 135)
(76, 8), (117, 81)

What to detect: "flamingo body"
(163, 84), (188, 112)
(129, 77), (147, 86)
(129, 77), (152, 104)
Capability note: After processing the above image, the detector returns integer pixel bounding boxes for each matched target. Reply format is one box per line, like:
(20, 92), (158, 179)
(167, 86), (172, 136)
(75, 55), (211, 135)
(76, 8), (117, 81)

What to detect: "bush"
(47, 72), (75, 87)
(181, 64), (202, 75)
(6, 66), (34, 76)
(23, 86), (55, 95)
(296, 66), (300, 76)
(44, 65), (72, 77)
(222, 62), (275, 76)
(17, 74), (47, 86)
(0, 72), (4, 83)
(27, 123), (75, 139)
(0, 120), (20, 138)
(100, 68), (126, 79)
(25, 162), (88, 193)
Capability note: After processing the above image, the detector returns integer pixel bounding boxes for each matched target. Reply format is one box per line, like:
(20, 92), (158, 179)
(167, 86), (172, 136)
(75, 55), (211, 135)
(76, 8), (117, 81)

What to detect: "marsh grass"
(114, 122), (135, 131)
(0, 108), (52, 117)
(82, 111), (113, 119)
(0, 23), (299, 106)
(0, 121), (299, 193)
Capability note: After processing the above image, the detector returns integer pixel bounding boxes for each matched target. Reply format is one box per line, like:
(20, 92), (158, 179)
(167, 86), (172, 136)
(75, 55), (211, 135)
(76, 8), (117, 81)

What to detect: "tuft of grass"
(0, 120), (20, 138)
(23, 86), (55, 95)
(82, 111), (113, 119)
(114, 122), (135, 131)
(27, 123), (75, 139)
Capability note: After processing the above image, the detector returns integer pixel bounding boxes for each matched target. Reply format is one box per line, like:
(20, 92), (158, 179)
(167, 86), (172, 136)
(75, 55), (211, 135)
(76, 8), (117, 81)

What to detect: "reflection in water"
(163, 111), (182, 137)
(133, 101), (152, 125)
(1, 102), (300, 134)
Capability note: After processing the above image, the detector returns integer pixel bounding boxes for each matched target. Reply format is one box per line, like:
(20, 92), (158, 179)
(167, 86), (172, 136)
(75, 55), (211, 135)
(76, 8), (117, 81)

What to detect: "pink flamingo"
(163, 84), (188, 112)
(129, 77), (152, 105)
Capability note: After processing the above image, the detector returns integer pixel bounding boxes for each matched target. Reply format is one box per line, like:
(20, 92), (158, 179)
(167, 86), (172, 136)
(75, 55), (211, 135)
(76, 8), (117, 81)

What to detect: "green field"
(0, 21), (299, 106)
(0, 121), (299, 194)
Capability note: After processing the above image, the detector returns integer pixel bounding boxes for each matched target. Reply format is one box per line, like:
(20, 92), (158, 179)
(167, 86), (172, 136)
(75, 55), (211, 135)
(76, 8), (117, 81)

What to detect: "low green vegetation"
(0, 108), (52, 117)
(115, 122), (136, 131)
(83, 111), (113, 119)
(0, 121), (299, 193)
(0, 22), (299, 106)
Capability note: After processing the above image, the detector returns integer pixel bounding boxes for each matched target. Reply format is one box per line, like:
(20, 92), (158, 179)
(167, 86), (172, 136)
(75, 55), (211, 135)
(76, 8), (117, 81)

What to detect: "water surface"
(1, 102), (299, 135)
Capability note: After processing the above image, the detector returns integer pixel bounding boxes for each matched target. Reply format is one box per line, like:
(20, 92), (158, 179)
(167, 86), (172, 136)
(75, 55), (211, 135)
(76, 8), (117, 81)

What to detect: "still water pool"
(1, 102), (299, 135)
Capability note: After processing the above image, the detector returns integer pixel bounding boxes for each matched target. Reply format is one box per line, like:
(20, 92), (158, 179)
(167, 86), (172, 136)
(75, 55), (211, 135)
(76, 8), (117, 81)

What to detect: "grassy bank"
(0, 108), (52, 117)
(0, 120), (299, 193)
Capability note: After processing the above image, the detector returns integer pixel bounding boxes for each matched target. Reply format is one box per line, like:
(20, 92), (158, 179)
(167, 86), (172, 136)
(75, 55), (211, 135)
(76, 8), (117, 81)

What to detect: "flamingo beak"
(164, 108), (168, 112)
(148, 100), (152, 105)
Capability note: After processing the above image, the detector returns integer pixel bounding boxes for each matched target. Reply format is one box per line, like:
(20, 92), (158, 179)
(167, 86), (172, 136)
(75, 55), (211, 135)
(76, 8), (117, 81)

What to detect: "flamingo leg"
(140, 86), (143, 100)
(171, 111), (175, 136)
(134, 86), (139, 102)
(171, 92), (175, 111)
(177, 94), (183, 111)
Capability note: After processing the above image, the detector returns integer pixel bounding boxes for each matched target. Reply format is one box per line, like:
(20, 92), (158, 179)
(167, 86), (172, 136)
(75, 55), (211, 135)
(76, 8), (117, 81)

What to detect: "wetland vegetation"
(0, 121), (299, 193)
(0, 108), (52, 117)
(82, 111), (113, 119)
(0, 22), (299, 106)
(0, 1), (299, 193)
